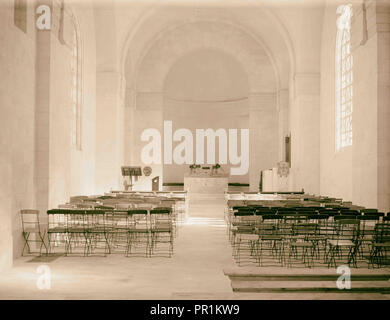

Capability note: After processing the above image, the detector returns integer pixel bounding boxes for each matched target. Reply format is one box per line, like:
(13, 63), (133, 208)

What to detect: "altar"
(184, 171), (229, 218)
(184, 173), (229, 194)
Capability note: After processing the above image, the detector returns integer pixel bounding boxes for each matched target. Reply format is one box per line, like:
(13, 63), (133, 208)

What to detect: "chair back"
(335, 219), (360, 241)
(20, 209), (41, 233)
(106, 210), (128, 230)
(47, 209), (68, 231)
(85, 210), (106, 231)
(292, 223), (317, 237)
(373, 223), (390, 243)
(128, 209), (148, 228)
(66, 209), (87, 231)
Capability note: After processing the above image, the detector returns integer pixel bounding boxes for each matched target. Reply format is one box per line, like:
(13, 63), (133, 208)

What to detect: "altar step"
(224, 268), (390, 295)
(181, 217), (226, 227)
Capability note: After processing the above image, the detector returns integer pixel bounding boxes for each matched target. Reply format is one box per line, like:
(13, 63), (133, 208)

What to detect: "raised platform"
(223, 267), (390, 295)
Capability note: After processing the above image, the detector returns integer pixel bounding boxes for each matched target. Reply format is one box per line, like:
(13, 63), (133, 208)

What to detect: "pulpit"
(261, 162), (293, 192)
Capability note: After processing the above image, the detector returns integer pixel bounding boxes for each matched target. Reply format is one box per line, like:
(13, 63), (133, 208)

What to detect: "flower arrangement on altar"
(212, 163), (221, 175)
(189, 164), (201, 174)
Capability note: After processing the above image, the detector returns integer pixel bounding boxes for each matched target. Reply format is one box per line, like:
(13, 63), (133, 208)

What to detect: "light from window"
(335, 4), (353, 151)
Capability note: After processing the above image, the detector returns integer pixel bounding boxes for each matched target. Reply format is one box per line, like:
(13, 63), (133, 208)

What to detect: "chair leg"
(39, 231), (48, 256)
(22, 232), (30, 256)
(126, 232), (133, 257)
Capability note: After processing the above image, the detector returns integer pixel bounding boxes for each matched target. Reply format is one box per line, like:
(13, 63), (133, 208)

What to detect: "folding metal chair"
(65, 209), (88, 256)
(85, 210), (110, 256)
(357, 215), (379, 260)
(106, 209), (129, 254)
(20, 210), (47, 256)
(325, 219), (360, 268)
(150, 209), (174, 257)
(286, 223), (317, 268)
(47, 209), (68, 254)
(369, 223), (390, 268)
(233, 225), (259, 266)
(126, 209), (150, 257)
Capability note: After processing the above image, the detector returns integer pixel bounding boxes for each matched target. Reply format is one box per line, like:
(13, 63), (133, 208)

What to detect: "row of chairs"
(64, 195), (186, 227)
(228, 210), (390, 268)
(226, 206), (387, 240)
(20, 208), (175, 258)
(230, 205), (386, 216)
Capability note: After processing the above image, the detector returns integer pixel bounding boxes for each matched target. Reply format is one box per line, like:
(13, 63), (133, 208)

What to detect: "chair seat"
(260, 236), (283, 241)
(129, 228), (149, 233)
(109, 228), (128, 233)
(67, 228), (86, 233)
(23, 228), (42, 233)
(372, 242), (390, 247)
(328, 239), (354, 247)
(290, 242), (314, 247)
(151, 227), (172, 232)
(87, 227), (107, 233)
(238, 234), (259, 241)
(48, 227), (66, 233)
(307, 235), (327, 241)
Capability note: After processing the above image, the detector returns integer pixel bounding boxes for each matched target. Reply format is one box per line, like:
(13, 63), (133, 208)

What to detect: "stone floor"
(0, 217), (236, 299)
(1, 216), (389, 300)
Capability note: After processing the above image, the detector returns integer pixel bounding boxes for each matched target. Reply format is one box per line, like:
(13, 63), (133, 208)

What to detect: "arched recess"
(120, 6), (294, 90)
(163, 48), (250, 184)
(125, 18), (281, 190)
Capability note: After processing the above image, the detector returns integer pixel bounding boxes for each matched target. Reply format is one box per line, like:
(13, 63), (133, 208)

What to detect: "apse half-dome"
(164, 48), (249, 103)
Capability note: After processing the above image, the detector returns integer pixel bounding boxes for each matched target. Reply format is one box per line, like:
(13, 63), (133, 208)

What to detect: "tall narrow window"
(70, 14), (82, 150)
(335, 4), (353, 151)
(14, 0), (27, 33)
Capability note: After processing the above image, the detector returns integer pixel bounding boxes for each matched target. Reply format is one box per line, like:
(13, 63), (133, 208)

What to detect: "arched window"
(70, 12), (82, 150)
(335, 4), (353, 151)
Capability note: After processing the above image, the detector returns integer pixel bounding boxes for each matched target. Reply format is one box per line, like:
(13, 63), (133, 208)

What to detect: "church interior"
(1, 0), (390, 300)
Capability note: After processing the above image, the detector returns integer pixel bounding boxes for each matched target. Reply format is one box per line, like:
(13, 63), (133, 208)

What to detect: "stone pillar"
(95, 71), (126, 194)
(351, 0), (390, 211)
(249, 93), (279, 191)
(34, 0), (54, 219)
(374, 1), (390, 212)
(291, 73), (320, 195)
(131, 92), (164, 191)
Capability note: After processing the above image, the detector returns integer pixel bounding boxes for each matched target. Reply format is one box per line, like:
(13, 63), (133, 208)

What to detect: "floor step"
(232, 280), (390, 293)
(224, 267), (390, 277)
(227, 274), (390, 281)
(225, 267), (390, 295)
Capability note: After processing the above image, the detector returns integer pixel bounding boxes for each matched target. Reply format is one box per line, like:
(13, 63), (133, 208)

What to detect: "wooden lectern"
(121, 166), (142, 191)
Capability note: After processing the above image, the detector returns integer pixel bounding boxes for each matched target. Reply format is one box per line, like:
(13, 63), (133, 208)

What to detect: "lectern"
(121, 166), (142, 191)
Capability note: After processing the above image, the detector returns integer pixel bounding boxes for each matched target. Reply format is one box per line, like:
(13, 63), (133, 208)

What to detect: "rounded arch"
(163, 48), (250, 102)
(120, 6), (295, 91)
(133, 20), (278, 94)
